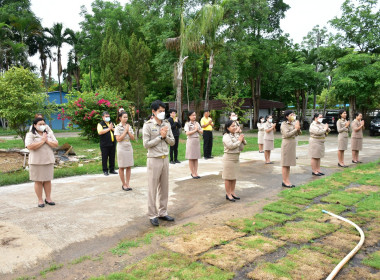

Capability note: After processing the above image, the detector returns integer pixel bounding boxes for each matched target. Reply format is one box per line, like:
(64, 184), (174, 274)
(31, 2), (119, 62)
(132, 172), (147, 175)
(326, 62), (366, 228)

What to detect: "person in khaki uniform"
(25, 118), (58, 208)
(222, 120), (246, 202)
(184, 111), (203, 179)
(143, 100), (175, 226)
(351, 112), (365, 163)
(280, 110), (301, 188)
(336, 109), (350, 167)
(263, 115), (276, 164)
(309, 113), (331, 176)
(114, 111), (135, 191)
(257, 116), (265, 153)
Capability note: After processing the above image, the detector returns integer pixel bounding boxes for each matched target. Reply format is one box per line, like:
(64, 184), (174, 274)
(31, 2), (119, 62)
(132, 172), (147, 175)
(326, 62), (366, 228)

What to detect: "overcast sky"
(29, 0), (345, 78)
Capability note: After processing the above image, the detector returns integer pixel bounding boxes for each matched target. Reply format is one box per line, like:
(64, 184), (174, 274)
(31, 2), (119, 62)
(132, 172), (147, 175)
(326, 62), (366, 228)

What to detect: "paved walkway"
(0, 135), (379, 275)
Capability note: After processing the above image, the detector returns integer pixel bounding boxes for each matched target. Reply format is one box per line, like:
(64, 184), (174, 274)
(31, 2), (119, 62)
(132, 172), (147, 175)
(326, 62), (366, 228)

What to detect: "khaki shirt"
(264, 122), (274, 140)
(257, 122), (265, 132)
(114, 123), (134, 148)
(281, 121), (301, 139)
(25, 131), (57, 165)
(309, 121), (330, 138)
(337, 119), (349, 138)
(143, 118), (175, 157)
(223, 133), (246, 153)
(184, 121), (202, 139)
(351, 119), (363, 139)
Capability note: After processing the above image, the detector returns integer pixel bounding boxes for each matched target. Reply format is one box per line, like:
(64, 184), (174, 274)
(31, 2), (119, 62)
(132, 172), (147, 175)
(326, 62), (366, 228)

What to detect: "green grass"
(39, 263), (63, 277)
(356, 193), (380, 212)
(262, 259), (297, 278)
(69, 255), (93, 265)
(362, 251), (380, 269)
(263, 199), (302, 214)
(0, 134), (283, 186)
(89, 251), (234, 280)
(320, 191), (366, 206)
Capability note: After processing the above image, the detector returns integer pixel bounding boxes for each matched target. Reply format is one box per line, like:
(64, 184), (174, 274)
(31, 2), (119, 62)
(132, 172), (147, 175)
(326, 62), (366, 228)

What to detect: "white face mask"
(317, 118), (323, 123)
(157, 112), (166, 120)
(260, 119), (264, 123)
(231, 116), (237, 121)
(38, 125), (46, 132)
(268, 119), (273, 123)
(104, 117), (110, 122)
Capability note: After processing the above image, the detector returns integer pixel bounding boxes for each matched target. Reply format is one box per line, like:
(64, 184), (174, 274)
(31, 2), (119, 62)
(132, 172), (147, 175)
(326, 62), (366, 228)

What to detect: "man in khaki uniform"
(143, 100), (175, 226)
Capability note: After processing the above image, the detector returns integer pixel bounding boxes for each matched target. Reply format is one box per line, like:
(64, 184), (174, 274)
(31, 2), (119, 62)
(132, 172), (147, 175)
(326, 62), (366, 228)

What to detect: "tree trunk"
(349, 95), (356, 122)
(295, 90), (300, 117)
(58, 48), (64, 130)
(253, 75), (261, 126)
(301, 89), (306, 127)
(198, 54), (207, 116)
(204, 50), (214, 111)
(175, 55), (187, 117)
(89, 64), (92, 91)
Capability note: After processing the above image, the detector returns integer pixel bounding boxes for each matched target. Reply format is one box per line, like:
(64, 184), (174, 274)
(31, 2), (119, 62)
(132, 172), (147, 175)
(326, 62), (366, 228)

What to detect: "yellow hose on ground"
(322, 210), (365, 280)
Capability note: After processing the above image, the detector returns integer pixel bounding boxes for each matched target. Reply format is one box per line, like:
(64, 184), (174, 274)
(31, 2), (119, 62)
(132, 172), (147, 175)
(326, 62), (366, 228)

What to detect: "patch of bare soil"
(335, 267), (380, 280)
(345, 185), (380, 194)
(0, 151), (24, 173)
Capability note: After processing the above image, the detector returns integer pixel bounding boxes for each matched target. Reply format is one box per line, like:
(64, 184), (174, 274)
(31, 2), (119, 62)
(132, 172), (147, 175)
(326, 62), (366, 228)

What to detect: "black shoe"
(209, 156), (214, 159)
(196, 176), (201, 179)
(338, 163), (347, 168)
(318, 172), (325, 176)
(352, 160), (358, 164)
(226, 194), (235, 202)
(122, 185), (132, 191)
(175, 160), (181, 164)
(104, 171), (109, 176)
(159, 215), (175, 221)
(44, 199), (55, 206)
(38, 203), (45, 208)
(231, 194), (240, 200)
(109, 170), (118, 174)
(191, 174), (199, 179)
(150, 217), (159, 226)
(282, 182), (295, 188)
(312, 172), (322, 176)
(170, 161), (176, 164)
(204, 157), (209, 160)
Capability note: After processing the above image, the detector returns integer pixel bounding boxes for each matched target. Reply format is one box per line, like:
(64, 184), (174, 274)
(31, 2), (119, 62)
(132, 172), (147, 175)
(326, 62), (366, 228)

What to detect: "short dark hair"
(228, 112), (235, 117)
(354, 112), (362, 118)
(151, 100), (166, 111)
(259, 116), (264, 122)
(265, 115), (272, 122)
(187, 111), (196, 120)
(31, 117), (45, 134)
(204, 109), (210, 113)
(169, 109), (177, 114)
(224, 120), (235, 134)
(102, 111), (110, 116)
(338, 109), (346, 118)
(284, 110), (293, 118)
(313, 113), (321, 120)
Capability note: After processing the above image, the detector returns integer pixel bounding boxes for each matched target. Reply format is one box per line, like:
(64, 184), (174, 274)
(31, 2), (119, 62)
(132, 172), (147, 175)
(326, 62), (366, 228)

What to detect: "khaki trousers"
(147, 157), (169, 219)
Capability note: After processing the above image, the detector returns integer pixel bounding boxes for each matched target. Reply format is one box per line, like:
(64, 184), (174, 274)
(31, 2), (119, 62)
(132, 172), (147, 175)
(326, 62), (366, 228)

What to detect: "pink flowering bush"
(61, 88), (131, 141)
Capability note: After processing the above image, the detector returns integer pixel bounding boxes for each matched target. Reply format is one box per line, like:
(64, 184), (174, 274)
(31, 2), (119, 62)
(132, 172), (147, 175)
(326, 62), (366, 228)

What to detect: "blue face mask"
(105, 117), (110, 122)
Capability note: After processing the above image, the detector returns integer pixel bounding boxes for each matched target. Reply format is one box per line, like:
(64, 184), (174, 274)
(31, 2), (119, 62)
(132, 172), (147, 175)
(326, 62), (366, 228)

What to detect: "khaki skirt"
(258, 131), (264, 144)
(29, 164), (54, 182)
(222, 153), (239, 180)
(309, 138), (325, 159)
(351, 138), (363, 151)
(186, 137), (201, 159)
(281, 138), (296, 166)
(264, 139), (274, 151)
(338, 134), (348, 151)
(117, 142), (134, 167)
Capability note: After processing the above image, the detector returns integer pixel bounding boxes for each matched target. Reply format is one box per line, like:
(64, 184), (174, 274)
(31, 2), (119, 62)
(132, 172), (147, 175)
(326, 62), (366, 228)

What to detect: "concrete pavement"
(0, 134), (379, 276)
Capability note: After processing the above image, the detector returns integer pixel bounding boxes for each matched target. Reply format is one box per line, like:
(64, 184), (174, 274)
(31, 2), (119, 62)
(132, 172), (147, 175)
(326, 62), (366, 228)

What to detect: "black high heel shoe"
(226, 194), (235, 202)
(44, 199), (55, 206)
(191, 174), (199, 179)
(231, 194), (240, 200)
(282, 182), (295, 188)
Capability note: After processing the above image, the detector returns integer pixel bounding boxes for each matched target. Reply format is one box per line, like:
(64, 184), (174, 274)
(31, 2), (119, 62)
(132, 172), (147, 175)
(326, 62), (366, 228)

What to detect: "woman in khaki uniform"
(25, 118), (58, 207)
(184, 111), (203, 178)
(336, 110), (350, 167)
(263, 115), (276, 164)
(281, 110), (301, 188)
(351, 112), (365, 163)
(223, 120), (246, 202)
(309, 113), (331, 176)
(257, 116), (265, 153)
(114, 111), (135, 191)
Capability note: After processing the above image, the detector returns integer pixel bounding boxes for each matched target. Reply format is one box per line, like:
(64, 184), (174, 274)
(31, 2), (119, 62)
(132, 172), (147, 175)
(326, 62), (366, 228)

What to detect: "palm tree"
(166, 3), (224, 116)
(65, 29), (82, 91)
(44, 23), (70, 129)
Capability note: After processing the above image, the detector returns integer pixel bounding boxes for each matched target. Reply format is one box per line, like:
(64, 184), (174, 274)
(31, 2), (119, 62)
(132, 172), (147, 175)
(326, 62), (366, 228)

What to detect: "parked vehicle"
(370, 114), (380, 136)
(324, 109), (343, 131)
